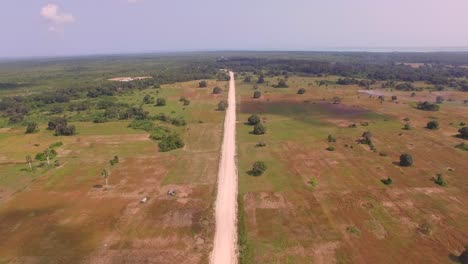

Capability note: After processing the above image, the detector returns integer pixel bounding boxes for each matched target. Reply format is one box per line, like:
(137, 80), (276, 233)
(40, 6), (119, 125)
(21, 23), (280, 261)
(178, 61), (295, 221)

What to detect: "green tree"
(257, 75), (265, 84)
(26, 155), (33, 171)
(297, 88), (306, 94)
(433, 173), (446, 186)
(251, 161), (266, 176)
(156, 98), (166, 106)
(458, 127), (468, 139)
(426, 120), (439, 130)
(399, 153), (413, 167)
(253, 91), (261, 98)
(158, 134), (184, 152)
(243, 76), (252, 83)
(199, 80), (207, 88)
(25, 122), (39, 134)
(247, 114), (261, 125)
(252, 123), (266, 135)
(218, 100), (228, 111)
(101, 168), (110, 187)
(212, 86), (222, 94)
(275, 79), (288, 88)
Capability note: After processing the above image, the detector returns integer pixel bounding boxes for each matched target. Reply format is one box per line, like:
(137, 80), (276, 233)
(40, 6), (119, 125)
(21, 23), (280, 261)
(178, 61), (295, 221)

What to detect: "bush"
(143, 95), (154, 104)
(110, 156), (119, 166)
(426, 120), (439, 130)
(158, 134), (184, 152)
(156, 98), (166, 106)
(253, 91), (261, 98)
(256, 76), (265, 84)
(275, 79), (288, 88)
(25, 122), (39, 134)
(395, 82), (415, 91)
(179, 97), (191, 106)
(55, 125), (76, 136)
(199, 80), (207, 88)
(433, 173), (446, 186)
(243, 76), (252, 83)
(297, 88), (306, 94)
(49, 142), (63, 149)
(403, 123), (412, 130)
(458, 127), (468, 139)
(455, 142), (468, 151)
(212, 87), (222, 94)
(417, 101), (439, 111)
(326, 146), (335, 151)
(332, 96), (342, 104)
(218, 100), (228, 111)
(48, 117), (67, 130)
(128, 119), (155, 131)
(252, 123), (266, 135)
(391, 95), (397, 101)
(149, 126), (171, 140)
(251, 161), (266, 176)
(436, 96), (445, 104)
(399, 153), (413, 167)
(247, 114), (261, 125)
(255, 142), (266, 147)
(327, 134), (336, 142)
(381, 177), (393, 185)
(35, 149), (57, 161)
(459, 247), (468, 264)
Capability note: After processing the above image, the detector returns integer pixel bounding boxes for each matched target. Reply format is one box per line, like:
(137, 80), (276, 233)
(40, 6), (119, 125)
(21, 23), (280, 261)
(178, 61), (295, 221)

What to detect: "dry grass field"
(236, 75), (468, 263)
(0, 79), (227, 263)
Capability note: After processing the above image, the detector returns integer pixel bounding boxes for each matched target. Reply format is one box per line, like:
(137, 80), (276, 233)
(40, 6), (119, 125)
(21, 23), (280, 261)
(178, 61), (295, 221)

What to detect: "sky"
(1, 0), (468, 58)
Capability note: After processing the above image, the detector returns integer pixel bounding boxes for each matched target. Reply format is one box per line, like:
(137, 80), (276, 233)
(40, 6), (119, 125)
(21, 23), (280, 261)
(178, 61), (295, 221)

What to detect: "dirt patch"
(108, 76), (152, 82)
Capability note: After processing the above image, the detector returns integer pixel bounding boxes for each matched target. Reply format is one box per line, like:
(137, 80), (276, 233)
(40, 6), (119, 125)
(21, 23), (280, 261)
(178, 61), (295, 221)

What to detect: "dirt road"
(210, 71), (238, 264)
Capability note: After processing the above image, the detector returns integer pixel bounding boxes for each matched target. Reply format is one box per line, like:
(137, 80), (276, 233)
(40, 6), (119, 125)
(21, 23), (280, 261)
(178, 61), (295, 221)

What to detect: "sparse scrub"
(250, 161), (266, 176)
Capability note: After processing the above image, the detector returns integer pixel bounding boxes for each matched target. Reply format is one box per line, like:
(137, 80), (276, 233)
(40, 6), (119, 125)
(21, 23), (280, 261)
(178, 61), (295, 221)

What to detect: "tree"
(297, 88), (306, 94)
(143, 94), (154, 104)
(426, 120), (439, 130)
(251, 161), (266, 176)
(417, 101), (439, 111)
(459, 247), (468, 264)
(257, 75), (265, 84)
(25, 122), (39, 134)
(156, 98), (166, 106)
(212, 86), (222, 94)
(327, 134), (336, 142)
(247, 114), (261, 125)
(332, 96), (342, 104)
(26, 155), (33, 171)
(101, 168), (110, 187)
(253, 91), (261, 99)
(391, 95), (398, 101)
(44, 148), (52, 166)
(243, 76), (252, 83)
(275, 79), (288, 88)
(218, 100), (228, 111)
(48, 117), (67, 131)
(435, 96), (444, 104)
(458, 127), (468, 139)
(158, 134), (184, 152)
(361, 131), (373, 144)
(399, 153), (413, 167)
(199, 80), (207, 88)
(252, 123), (266, 135)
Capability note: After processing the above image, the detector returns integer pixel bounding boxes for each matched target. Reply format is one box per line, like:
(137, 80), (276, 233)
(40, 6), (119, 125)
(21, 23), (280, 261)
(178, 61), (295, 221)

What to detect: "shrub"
(218, 100), (228, 111)
(458, 127), (468, 139)
(395, 82), (415, 91)
(426, 120), (439, 130)
(243, 76), (252, 83)
(247, 114), (261, 125)
(417, 101), (439, 111)
(128, 119), (155, 131)
(252, 123), (266, 135)
(110, 156), (119, 166)
(332, 96), (342, 104)
(459, 247), (468, 264)
(49, 142), (63, 149)
(156, 98), (166, 106)
(381, 178), (393, 185)
(251, 161), (266, 176)
(54, 125), (76, 136)
(326, 146), (335, 151)
(297, 88), (306, 94)
(212, 86), (222, 94)
(48, 117), (67, 131)
(199, 80), (207, 88)
(403, 123), (412, 130)
(255, 142), (266, 147)
(433, 173), (446, 186)
(308, 177), (318, 189)
(391, 95), (397, 101)
(399, 153), (413, 167)
(418, 222), (432, 235)
(25, 122), (39, 134)
(253, 91), (261, 98)
(275, 79), (288, 88)
(158, 134), (184, 152)
(143, 95), (154, 104)
(149, 126), (171, 140)
(35, 149), (57, 161)
(455, 142), (468, 151)
(435, 96), (444, 104)
(256, 76), (265, 84)
(361, 131), (373, 145)
(327, 134), (336, 142)
(179, 97), (190, 106)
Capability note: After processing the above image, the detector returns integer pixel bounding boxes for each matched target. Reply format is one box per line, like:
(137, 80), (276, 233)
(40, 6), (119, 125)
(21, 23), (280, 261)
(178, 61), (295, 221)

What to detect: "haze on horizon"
(1, 0), (468, 58)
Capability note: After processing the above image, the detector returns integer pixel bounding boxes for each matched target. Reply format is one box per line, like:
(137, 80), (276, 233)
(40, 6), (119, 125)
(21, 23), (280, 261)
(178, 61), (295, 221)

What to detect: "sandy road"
(210, 71), (238, 264)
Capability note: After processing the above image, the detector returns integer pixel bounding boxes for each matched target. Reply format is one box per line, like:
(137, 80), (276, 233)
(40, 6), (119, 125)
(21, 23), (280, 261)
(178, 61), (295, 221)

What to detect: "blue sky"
(1, 0), (468, 57)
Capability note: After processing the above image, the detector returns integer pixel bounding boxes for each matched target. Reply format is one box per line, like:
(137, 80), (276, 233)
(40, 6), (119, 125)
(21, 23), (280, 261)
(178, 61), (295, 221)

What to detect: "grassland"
(0, 77), (228, 263)
(236, 74), (468, 263)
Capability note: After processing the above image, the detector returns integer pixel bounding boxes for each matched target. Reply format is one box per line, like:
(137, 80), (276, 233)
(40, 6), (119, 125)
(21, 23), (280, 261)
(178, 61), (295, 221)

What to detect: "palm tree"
(26, 155), (33, 171)
(101, 168), (110, 187)
(44, 148), (51, 166)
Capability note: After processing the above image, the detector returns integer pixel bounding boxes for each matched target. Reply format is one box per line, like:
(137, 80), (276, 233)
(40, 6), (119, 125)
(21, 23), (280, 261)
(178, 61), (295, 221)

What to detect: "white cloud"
(41, 4), (75, 32)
